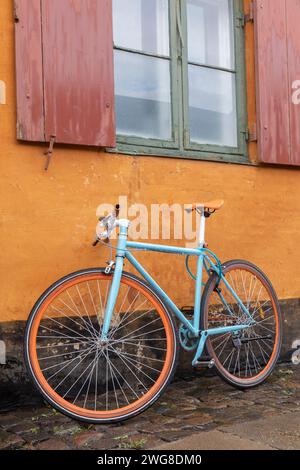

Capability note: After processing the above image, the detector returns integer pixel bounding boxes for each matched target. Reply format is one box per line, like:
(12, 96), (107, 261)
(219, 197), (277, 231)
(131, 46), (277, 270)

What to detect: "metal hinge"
(236, 12), (245, 28)
(244, 124), (257, 143)
(44, 135), (56, 171)
(237, 2), (254, 28)
(244, 1), (255, 24)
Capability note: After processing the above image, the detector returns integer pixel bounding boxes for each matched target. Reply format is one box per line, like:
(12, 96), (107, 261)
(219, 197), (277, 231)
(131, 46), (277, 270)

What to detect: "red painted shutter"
(42, 0), (115, 147)
(15, 0), (45, 141)
(286, 0), (300, 165)
(15, 0), (115, 147)
(254, 0), (300, 166)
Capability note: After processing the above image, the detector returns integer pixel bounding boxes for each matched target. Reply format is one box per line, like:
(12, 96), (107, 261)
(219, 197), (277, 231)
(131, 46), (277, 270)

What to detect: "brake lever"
(92, 204), (120, 247)
(92, 238), (99, 247)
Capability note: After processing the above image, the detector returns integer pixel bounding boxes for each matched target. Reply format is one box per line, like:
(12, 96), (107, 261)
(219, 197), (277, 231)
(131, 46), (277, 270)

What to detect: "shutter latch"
(44, 135), (56, 171)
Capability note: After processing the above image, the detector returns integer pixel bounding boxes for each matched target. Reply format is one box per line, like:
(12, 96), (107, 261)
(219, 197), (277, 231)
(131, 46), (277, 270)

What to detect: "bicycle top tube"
(126, 241), (202, 257)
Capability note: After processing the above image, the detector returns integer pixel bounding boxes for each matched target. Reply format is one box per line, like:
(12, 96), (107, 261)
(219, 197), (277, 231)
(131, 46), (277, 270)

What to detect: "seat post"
(198, 210), (206, 248)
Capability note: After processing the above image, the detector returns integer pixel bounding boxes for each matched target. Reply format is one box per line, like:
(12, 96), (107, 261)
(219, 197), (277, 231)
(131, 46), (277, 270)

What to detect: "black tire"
(201, 260), (282, 389)
(24, 268), (179, 423)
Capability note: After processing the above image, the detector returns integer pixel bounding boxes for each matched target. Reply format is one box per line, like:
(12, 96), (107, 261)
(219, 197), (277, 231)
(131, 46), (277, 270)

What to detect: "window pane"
(113, 0), (169, 56)
(188, 65), (237, 147)
(187, 0), (234, 69)
(114, 50), (172, 140)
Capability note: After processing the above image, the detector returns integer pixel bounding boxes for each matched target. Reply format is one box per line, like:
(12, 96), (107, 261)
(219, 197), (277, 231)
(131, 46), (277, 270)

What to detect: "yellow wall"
(1, 1), (299, 323)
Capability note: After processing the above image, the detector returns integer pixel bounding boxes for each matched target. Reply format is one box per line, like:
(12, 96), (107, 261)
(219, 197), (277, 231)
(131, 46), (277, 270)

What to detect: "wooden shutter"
(14, 0), (115, 147)
(286, 0), (300, 165)
(254, 0), (300, 166)
(15, 0), (44, 141)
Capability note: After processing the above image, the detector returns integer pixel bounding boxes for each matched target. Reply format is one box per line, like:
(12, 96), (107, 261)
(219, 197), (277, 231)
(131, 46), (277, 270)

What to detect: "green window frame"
(110, 0), (248, 164)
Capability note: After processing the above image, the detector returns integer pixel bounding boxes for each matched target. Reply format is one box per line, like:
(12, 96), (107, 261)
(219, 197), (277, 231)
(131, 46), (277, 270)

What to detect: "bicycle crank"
(179, 324), (199, 351)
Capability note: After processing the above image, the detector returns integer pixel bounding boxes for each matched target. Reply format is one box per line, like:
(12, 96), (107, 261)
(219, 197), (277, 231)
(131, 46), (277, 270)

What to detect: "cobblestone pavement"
(0, 364), (299, 450)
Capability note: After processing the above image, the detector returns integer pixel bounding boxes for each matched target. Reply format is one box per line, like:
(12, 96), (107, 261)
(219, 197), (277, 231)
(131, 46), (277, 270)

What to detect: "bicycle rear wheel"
(201, 260), (282, 388)
(25, 269), (178, 423)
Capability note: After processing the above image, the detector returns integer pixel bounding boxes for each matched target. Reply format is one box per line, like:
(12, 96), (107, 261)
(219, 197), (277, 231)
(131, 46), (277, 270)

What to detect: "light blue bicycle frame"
(101, 223), (255, 366)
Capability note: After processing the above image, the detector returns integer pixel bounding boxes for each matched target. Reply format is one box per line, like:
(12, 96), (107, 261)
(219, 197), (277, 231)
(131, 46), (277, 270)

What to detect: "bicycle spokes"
(206, 265), (279, 380)
(31, 274), (175, 417)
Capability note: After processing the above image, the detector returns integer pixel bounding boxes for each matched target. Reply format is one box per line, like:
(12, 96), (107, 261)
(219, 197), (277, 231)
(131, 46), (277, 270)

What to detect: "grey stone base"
(0, 298), (299, 408)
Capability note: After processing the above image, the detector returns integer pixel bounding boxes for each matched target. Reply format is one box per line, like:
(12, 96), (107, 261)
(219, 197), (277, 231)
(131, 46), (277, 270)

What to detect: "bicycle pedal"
(193, 359), (215, 370)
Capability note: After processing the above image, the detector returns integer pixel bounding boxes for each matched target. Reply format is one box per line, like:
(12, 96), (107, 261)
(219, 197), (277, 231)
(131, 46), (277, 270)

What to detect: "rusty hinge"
(237, 2), (254, 28)
(244, 1), (254, 24)
(44, 136), (56, 171)
(245, 124), (257, 143)
(236, 12), (245, 28)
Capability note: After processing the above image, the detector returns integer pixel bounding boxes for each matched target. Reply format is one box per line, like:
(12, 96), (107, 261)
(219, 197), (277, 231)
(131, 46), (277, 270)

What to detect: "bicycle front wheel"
(201, 260), (282, 389)
(25, 269), (178, 423)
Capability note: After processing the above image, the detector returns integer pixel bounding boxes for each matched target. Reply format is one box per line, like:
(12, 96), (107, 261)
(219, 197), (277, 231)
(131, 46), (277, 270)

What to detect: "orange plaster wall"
(0, 1), (299, 322)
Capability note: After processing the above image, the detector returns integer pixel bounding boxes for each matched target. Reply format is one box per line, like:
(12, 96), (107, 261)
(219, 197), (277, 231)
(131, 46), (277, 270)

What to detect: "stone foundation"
(0, 298), (299, 408)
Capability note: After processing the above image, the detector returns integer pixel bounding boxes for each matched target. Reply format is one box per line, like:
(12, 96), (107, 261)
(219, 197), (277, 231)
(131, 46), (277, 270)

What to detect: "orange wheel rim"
(28, 273), (175, 419)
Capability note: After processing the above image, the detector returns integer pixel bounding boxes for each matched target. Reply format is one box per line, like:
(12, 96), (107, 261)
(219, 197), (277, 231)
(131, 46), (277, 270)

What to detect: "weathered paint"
(254, 0), (290, 165)
(0, 0), (299, 325)
(15, 0), (115, 146)
(42, 0), (115, 146)
(254, 0), (300, 165)
(0, 80), (6, 105)
(243, 0), (257, 164)
(286, 0), (300, 165)
(14, 0), (44, 141)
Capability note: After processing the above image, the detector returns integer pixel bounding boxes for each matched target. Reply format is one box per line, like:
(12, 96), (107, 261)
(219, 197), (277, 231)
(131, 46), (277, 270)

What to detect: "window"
(113, 0), (173, 142)
(186, 0), (237, 147)
(112, 0), (247, 162)
(15, 0), (249, 163)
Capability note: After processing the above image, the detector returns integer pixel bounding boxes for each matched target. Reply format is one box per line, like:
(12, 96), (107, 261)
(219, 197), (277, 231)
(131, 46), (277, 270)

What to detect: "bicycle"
(25, 200), (282, 423)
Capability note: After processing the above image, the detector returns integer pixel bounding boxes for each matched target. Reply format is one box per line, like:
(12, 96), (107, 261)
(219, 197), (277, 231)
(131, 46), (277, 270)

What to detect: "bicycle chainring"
(179, 324), (199, 351)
